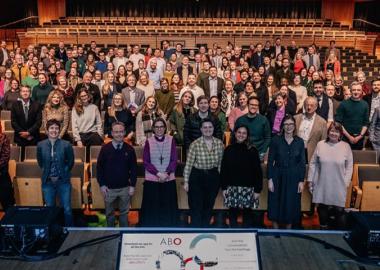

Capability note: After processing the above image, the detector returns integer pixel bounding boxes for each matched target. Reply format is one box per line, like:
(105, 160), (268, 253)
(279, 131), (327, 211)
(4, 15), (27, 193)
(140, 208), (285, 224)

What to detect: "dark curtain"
(1, 1), (38, 26)
(66, 0), (321, 19)
(353, 1), (380, 32)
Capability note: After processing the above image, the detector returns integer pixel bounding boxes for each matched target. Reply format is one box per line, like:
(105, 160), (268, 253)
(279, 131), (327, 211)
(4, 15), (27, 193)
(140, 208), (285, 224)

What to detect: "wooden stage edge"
(1, 228), (380, 270)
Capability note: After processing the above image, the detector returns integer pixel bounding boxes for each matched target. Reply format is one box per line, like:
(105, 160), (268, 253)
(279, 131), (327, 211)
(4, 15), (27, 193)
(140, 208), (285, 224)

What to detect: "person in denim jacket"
(37, 119), (74, 226)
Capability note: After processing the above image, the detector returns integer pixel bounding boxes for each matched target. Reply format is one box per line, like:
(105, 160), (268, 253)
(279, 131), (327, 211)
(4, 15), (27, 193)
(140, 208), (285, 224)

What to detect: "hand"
(100, 185), (109, 198)
(253, 193), (260, 200)
(268, 179), (274, 192)
(183, 182), (189, 192)
(298, 182), (304, 193)
(126, 132), (134, 140)
(353, 135), (362, 144)
(128, 186), (135, 196)
(77, 141), (83, 147)
(308, 181), (314, 194)
(157, 172), (169, 182)
(19, 131), (29, 138)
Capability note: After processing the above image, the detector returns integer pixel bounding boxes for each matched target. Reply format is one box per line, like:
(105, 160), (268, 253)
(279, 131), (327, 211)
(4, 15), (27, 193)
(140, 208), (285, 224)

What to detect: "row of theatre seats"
(45, 17), (348, 29)
(4, 143), (380, 213)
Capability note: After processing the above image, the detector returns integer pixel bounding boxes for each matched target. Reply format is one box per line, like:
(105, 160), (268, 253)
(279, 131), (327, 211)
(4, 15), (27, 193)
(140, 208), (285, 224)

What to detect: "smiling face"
(351, 84), (362, 99)
(38, 74), (46, 84)
(209, 97), (219, 111)
(111, 123), (125, 143)
(275, 95), (285, 108)
(153, 120), (166, 137)
(248, 98), (259, 115)
(328, 127), (341, 143)
(182, 92), (192, 106)
(51, 93), (61, 105)
(47, 124), (60, 140)
(200, 121), (214, 137)
(146, 97), (156, 110)
(198, 98), (209, 113)
(235, 126), (248, 143)
(283, 118), (295, 135)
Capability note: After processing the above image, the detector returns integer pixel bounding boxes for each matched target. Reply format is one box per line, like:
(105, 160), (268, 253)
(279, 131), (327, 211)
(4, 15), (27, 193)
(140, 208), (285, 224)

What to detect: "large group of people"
(0, 38), (379, 229)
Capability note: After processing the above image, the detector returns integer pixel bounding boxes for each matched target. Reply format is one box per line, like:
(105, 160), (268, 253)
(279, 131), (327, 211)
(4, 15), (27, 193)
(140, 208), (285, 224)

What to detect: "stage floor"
(1, 229), (380, 270)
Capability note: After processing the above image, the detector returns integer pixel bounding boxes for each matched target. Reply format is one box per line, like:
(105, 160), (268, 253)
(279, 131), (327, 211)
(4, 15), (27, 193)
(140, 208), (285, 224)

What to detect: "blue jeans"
(42, 180), (73, 226)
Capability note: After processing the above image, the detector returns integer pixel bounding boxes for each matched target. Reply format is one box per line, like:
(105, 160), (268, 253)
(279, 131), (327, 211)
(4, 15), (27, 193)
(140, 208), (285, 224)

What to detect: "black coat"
(266, 100), (296, 133)
(254, 84), (269, 115)
(11, 100), (42, 146)
(183, 111), (223, 149)
(176, 65), (194, 82)
(250, 53), (265, 69)
(199, 76), (224, 98)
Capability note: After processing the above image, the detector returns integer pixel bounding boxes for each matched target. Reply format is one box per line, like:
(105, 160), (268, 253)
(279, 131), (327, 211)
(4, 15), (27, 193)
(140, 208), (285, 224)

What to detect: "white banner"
(118, 232), (260, 270)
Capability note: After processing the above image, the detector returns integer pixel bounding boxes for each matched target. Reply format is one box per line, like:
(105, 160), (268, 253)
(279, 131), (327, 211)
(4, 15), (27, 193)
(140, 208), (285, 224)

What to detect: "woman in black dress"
(267, 115), (306, 229)
(221, 124), (263, 227)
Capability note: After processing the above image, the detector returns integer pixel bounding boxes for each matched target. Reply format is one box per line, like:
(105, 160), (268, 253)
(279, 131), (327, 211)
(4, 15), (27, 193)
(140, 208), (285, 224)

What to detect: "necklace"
(156, 136), (166, 165)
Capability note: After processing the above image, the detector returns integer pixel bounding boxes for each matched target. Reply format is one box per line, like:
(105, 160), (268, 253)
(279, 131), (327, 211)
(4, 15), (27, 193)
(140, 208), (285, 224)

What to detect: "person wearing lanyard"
(183, 118), (224, 227)
(37, 119), (74, 226)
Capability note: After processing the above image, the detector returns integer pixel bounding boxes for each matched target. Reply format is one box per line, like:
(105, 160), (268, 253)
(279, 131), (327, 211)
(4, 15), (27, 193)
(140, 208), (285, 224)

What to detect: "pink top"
(0, 80), (4, 98)
(228, 107), (248, 131)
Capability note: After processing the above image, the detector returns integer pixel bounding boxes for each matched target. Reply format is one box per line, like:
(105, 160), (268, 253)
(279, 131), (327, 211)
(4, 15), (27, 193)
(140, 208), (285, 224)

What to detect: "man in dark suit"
(250, 43), (264, 69)
(275, 58), (294, 87)
(199, 66), (224, 98)
(74, 71), (101, 110)
(11, 85), (42, 149)
(252, 71), (269, 115)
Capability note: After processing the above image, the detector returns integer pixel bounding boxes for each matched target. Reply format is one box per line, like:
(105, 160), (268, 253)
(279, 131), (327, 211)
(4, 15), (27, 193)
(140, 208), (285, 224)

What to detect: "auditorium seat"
(1, 110), (11, 120)
(14, 162), (43, 206)
(351, 166), (380, 210)
(9, 146), (21, 182)
(353, 150), (378, 164)
(90, 145), (102, 162)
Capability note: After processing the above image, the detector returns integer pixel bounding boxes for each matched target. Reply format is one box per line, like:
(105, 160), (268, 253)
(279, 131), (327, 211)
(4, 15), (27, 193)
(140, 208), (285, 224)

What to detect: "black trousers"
(229, 208), (254, 228)
(0, 166), (15, 211)
(79, 132), (103, 146)
(317, 204), (346, 229)
(188, 167), (220, 227)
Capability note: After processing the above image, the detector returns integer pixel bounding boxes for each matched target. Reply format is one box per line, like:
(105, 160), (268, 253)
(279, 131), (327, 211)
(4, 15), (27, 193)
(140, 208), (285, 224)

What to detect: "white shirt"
(317, 96), (334, 122)
(298, 113), (316, 148)
(1, 48), (8, 65)
(209, 77), (218, 97)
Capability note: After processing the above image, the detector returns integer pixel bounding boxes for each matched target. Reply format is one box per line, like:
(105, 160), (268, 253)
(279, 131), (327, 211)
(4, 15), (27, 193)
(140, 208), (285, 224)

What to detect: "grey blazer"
(121, 86), (146, 110)
(369, 107), (380, 146)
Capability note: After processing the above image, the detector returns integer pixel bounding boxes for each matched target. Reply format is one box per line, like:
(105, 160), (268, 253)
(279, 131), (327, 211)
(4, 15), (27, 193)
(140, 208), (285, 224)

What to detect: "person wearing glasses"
(267, 115), (306, 229)
(140, 118), (178, 227)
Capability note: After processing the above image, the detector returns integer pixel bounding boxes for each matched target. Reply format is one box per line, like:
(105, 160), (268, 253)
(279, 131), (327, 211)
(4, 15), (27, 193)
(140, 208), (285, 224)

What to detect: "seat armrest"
(351, 185), (363, 209)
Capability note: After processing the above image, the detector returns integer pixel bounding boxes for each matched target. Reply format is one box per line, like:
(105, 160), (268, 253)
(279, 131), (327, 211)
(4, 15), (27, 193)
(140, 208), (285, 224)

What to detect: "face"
(83, 73), (92, 84)
(344, 88), (352, 100)
(5, 69), (12, 78)
(153, 121), (166, 137)
(146, 98), (156, 110)
(357, 73), (365, 83)
(372, 80), (380, 93)
(133, 46), (139, 54)
(209, 98), (219, 111)
(166, 63), (172, 71)
(140, 75), (148, 85)
(313, 83), (324, 96)
(264, 57), (270, 65)
(267, 76), (274, 86)
(312, 71), (320, 81)
(283, 59), (290, 68)
(187, 75), (196, 86)
(47, 124), (60, 139)
(107, 63), (114, 71)
(182, 93), (192, 105)
(161, 80), (169, 89)
(304, 98), (317, 114)
(94, 71), (102, 80)
(200, 122), (214, 137)
(325, 85), (335, 97)
(241, 72), (248, 81)
(150, 60), (157, 69)
(11, 80), (19, 90)
(283, 119), (295, 135)
(113, 95), (123, 107)
(328, 127), (340, 142)
(301, 69), (307, 77)
(51, 94), (61, 105)
(198, 99), (209, 113)
(182, 57), (189, 66)
(238, 95), (248, 107)
(252, 73), (261, 83)
(275, 95), (284, 108)
(225, 81), (233, 92)
(335, 77), (343, 86)
(294, 76), (301, 85)
(279, 86), (288, 96)
(235, 127), (248, 143)
(79, 92), (89, 104)
(172, 74), (179, 84)
(209, 67), (217, 77)
(107, 73), (114, 83)
(245, 82), (254, 93)
(351, 85), (362, 99)
(16, 85), (29, 99)
(127, 76), (136, 87)
(111, 124), (125, 142)
(38, 74), (46, 84)
(248, 99), (259, 114)
(58, 77), (67, 88)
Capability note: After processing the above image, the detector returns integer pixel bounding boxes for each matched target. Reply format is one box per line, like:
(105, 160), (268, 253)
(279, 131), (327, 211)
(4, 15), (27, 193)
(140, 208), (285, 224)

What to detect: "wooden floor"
(1, 230), (379, 270)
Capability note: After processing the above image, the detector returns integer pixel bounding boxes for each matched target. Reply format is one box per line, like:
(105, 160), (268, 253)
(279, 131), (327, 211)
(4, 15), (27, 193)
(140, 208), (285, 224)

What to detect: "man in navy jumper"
(97, 122), (137, 227)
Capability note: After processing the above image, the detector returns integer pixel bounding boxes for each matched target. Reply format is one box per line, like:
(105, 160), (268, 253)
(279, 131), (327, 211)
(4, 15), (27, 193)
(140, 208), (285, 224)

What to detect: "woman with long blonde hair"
(43, 90), (70, 140)
(102, 72), (121, 110)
